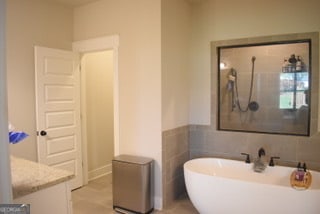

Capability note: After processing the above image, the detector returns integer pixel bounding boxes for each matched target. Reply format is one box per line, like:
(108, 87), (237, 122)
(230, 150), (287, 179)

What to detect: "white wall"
(189, 0), (320, 125)
(74, 0), (163, 208)
(6, 0), (73, 161)
(161, 0), (191, 131)
(83, 51), (114, 179)
(7, 0), (319, 207)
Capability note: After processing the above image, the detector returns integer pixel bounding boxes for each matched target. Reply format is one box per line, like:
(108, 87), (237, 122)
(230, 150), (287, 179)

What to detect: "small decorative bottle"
(296, 56), (302, 71)
(282, 57), (289, 72)
(288, 54), (297, 72)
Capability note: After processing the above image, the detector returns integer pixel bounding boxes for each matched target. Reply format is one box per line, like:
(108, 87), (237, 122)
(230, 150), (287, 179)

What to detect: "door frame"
(73, 35), (119, 185)
(0, 0), (13, 203)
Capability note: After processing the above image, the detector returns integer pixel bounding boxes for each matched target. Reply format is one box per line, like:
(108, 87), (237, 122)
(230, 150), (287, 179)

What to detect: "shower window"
(217, 39), (312, 136)
(279, 72), (309, 109)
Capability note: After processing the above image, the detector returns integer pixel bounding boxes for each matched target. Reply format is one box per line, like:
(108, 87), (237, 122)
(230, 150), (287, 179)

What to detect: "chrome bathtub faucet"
(253, 148), (266, 173)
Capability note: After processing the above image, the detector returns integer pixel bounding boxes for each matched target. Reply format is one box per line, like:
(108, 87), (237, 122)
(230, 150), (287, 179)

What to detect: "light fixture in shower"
(220, 62), (227, 69)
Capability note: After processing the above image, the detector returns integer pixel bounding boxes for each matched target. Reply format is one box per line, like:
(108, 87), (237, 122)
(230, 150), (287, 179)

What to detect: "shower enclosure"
(217, 39), (311, 136)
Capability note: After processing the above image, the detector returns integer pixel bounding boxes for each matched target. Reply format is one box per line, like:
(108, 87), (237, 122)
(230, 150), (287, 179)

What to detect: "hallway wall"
(74, 0), (162, 208)
(83, 51), (114, 180)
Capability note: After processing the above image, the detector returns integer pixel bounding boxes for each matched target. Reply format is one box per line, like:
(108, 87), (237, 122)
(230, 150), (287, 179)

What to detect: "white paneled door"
(35, 46), (83, 190)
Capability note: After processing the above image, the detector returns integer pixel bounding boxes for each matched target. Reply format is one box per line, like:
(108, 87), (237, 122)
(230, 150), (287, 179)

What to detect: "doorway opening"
(73, 35), (119, 185)
(81, 50), (114, 181)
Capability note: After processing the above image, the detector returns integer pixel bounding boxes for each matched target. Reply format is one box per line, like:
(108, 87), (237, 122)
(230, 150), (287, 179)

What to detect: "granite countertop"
(11, 156), (74, 199)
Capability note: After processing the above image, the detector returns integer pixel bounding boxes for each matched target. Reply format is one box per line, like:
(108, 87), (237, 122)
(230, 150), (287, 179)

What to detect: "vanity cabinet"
(11, 156), (74, 214)
(13, 181), (72, 214)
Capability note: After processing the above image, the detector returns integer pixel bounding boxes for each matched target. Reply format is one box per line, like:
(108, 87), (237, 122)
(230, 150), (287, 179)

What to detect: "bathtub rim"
(184, 157), (320, 190)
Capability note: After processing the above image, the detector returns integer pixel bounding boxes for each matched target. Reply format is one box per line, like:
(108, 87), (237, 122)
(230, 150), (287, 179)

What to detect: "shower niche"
(216, 34), (318, 136)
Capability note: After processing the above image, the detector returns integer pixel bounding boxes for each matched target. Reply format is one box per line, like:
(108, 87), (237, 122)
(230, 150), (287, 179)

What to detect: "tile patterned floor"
(72, 174), (198, 214)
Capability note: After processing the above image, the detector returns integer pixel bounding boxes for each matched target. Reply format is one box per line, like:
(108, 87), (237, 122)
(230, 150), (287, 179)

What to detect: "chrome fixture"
(253, 148), (266, 173)
(258, 147), (265, 158)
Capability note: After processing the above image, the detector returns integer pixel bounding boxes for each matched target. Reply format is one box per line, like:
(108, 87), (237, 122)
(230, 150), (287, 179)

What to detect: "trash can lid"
(113, 155), (153, 165)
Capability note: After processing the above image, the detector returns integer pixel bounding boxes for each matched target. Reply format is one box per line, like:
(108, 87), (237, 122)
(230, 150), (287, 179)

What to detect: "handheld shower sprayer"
(232, 56), (259, 112)
(228, 69), (236, 82)
(227, 68), (236, 91)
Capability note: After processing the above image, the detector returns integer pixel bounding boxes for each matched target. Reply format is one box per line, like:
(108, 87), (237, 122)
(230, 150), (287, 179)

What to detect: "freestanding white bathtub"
(184, 158), (320, 214)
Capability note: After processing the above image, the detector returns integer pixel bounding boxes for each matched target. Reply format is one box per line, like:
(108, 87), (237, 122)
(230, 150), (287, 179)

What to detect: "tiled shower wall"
(219, 43), (310, 135)
(162, 126), (189, 208)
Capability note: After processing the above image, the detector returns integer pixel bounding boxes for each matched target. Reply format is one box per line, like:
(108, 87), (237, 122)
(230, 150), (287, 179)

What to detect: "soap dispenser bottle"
(295, 162), (305, 181)
(291, 162), (312, 189)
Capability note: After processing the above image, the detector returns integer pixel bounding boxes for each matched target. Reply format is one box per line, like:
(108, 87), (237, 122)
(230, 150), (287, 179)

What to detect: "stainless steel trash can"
(112, 155), (153, 214)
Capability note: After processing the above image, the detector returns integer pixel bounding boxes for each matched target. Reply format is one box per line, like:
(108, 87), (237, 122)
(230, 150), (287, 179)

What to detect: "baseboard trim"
(88, 164), (112, 181)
